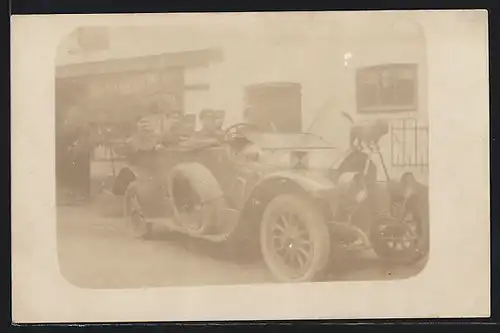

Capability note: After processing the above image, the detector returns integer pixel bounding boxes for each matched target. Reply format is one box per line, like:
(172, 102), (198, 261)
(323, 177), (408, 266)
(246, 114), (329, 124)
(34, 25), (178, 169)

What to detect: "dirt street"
(57, 204), (427, 289)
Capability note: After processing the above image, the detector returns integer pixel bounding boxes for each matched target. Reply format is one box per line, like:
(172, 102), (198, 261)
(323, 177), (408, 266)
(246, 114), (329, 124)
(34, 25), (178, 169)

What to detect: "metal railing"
(390, 118), (429, 168)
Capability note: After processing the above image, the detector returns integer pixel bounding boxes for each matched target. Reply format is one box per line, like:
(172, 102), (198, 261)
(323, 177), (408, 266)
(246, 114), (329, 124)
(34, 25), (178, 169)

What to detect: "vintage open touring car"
(110, 120), (429, 283)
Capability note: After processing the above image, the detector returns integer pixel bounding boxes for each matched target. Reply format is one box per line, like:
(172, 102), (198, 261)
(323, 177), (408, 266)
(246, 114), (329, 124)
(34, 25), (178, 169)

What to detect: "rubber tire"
(112, 168), (136, 195)
(260, 194), (331, 283)
(168, 163), (224, 236)
(371, 198), (429, 266)
(124, 182), (153, 239)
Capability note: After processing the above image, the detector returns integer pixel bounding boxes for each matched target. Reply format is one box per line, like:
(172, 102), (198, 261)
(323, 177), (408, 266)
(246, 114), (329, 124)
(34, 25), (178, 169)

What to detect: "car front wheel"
(260, 194), (331, 283)
(370, 200), (429, 265)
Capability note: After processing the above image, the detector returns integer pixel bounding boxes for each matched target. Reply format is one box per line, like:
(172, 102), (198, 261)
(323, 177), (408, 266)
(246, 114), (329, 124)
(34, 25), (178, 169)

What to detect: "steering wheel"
(223, 122), (255, 142)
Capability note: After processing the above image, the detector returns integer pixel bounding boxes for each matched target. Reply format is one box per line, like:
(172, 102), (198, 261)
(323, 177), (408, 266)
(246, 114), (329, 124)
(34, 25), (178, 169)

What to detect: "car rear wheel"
(260, 194), (331, 283)
(124, 184), (152, 239)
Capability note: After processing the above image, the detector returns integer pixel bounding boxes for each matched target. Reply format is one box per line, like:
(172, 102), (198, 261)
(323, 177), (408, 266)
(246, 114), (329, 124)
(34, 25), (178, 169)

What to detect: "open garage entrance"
(55, 48), (223, 204)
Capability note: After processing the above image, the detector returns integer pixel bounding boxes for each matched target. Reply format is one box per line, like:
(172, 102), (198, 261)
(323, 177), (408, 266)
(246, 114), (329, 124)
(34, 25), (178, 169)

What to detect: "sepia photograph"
(55, 12), (431, 287)
(11, 10), (490, 323)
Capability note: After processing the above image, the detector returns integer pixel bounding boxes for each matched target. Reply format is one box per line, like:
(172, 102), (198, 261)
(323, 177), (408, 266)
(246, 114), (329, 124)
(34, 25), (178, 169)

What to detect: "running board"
(327, 220), (372, 250)
(147, 208), (239, 243)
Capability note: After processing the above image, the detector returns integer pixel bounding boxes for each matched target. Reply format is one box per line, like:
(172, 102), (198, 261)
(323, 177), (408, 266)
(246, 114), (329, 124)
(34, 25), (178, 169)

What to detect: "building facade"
(56, 11), (488, 188)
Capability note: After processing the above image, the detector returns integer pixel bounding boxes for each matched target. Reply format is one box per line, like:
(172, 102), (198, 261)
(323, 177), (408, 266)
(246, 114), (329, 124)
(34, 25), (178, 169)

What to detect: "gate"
(390, 118), (429, 169)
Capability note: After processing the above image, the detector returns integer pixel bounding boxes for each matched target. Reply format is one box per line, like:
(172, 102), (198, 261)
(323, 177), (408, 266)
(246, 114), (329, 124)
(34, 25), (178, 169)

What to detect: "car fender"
(243, 170), (336, 210)
(235, 170), (337, 242)
(111, 165), (140, 195)
(259, 170), (336, 195)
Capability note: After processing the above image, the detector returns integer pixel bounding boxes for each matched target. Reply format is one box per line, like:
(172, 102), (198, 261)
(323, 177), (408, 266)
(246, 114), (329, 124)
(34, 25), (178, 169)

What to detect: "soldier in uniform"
(59, 105), (98, 204)
(118, 101), (189, 213)
(193, 108), (225, 141)
(158, 109), (184, 147)
(125, 104), (183, 153)
(113, 103), (182, 195)
(214, 109), (225, 132)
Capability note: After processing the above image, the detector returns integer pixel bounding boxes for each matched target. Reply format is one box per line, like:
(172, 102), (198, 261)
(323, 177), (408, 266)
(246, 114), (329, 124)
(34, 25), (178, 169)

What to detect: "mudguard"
(255, 171), (336, 196)
(112, 162), (159, 195)
(112, 166), (138, 195)
(233, 170), (337, 248)
(246, 170), (337, 202)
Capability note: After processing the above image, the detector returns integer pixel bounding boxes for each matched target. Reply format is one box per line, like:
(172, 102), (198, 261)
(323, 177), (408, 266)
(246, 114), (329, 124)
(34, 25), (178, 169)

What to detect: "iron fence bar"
(391, 123), (394, 166)
(414, 119), (418, 166)
(389, 119), (429, 169)
(402, 119), (406, 166)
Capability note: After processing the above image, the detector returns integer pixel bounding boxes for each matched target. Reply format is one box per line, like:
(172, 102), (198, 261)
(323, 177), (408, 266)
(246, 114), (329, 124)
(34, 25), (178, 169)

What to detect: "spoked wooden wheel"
(260, 194), (330, 283)
(176, 188), (205, 234)
(371, 208), (428, 265)
(124, 186), (152, 239)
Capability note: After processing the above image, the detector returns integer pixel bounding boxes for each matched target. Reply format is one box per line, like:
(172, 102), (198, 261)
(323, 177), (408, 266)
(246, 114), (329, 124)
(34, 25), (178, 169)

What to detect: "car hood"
(240, 129), (336, 151)
(236, 130), (344, 170)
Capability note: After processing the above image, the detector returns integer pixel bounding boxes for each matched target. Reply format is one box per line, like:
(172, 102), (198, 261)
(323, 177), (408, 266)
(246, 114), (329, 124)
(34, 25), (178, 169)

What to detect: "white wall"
(59, 12), (489, 185)
(57, 24), (229, 66)
(199, 12), (430, 155)
(56, 14), (428, 138)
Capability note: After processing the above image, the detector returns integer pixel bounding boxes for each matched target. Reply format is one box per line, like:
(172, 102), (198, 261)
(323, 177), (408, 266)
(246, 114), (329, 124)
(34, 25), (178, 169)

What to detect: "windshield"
(233, 96), (350, 168)
(239, 129), (335, 151)
(302, 96), (353, 147)
(234, 124), (345, 170)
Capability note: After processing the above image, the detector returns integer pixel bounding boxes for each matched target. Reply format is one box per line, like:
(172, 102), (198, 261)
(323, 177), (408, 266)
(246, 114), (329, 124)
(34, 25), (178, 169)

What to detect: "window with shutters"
(355, 63), (418, 113)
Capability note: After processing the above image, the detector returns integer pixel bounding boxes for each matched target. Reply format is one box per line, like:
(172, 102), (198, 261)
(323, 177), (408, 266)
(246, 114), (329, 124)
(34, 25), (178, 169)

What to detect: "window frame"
(355, 63), (419, 114)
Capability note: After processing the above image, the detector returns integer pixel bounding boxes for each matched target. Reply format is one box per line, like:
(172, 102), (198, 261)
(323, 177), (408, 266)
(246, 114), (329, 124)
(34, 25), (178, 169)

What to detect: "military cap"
(146, 101), (163, 115)
(214, 109), (225, 119)
(199, 108), (217, 120)
(167, 108), (183, 118)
